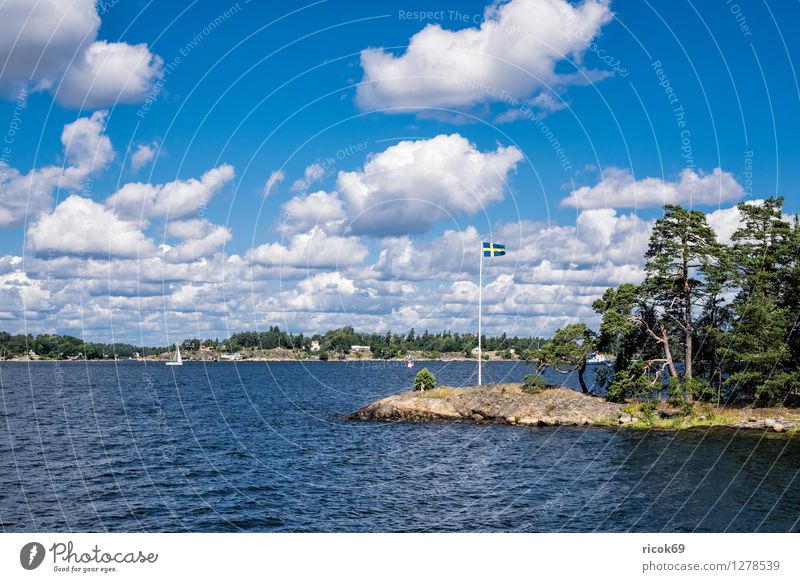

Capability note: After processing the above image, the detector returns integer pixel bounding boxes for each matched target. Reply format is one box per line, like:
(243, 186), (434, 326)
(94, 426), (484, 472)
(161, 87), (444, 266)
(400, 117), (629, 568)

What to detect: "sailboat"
(166, 343), (183, 366)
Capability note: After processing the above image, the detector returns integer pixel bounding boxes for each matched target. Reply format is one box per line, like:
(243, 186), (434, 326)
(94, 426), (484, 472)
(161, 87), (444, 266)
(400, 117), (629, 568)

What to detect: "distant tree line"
(190, 326), (545, 360)
(1, 326), (545, 361)
(530, 198), (800, 405)
(0, 332), (163, 360)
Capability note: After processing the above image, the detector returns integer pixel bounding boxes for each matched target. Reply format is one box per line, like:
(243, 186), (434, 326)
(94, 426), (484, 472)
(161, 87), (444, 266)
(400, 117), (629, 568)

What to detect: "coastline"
(0, 356), (499, 363)
(346, 384), (800, 434)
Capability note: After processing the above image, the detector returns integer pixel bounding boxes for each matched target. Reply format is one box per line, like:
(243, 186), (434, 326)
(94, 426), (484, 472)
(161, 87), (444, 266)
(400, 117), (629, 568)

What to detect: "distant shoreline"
(0, 356), (509, 363)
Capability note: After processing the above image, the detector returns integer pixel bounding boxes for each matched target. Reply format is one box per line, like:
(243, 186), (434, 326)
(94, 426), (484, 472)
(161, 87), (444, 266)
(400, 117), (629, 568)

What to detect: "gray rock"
(658, 409), (682, 419)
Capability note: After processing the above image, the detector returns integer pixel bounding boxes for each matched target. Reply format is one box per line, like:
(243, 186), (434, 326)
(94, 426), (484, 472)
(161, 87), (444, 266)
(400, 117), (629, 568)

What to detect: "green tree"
(593, 283), (641, 372)
(592, 283), (676, 383)
(529, 323), (596, 394)
(605, 360), (656, 403)
(643, 205), (719, 390)
(783, 216), (800, 374)
(413, 368), (435, 391)
(718, 198), (798, 403)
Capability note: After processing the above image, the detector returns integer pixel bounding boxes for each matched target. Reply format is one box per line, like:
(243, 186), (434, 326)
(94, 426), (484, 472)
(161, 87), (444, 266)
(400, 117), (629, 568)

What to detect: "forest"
(0, 332), (162, 359)
(531, 197), (800, 405)
(0, 327), (544, 361)
(184, 327), (545, 359)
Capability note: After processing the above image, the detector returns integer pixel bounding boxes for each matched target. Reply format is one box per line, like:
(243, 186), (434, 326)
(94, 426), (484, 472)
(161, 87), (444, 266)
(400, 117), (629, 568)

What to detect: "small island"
(347, 382), (799, 434)
(349, 199), (800, 436)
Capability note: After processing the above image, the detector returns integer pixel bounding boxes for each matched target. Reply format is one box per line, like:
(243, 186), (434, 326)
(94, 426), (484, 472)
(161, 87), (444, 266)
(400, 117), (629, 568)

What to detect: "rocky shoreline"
(346, 384), (799, 434)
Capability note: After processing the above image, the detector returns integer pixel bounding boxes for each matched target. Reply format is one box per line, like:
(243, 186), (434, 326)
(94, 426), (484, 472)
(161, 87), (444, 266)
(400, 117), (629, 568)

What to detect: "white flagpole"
(478, 243), (482, 386)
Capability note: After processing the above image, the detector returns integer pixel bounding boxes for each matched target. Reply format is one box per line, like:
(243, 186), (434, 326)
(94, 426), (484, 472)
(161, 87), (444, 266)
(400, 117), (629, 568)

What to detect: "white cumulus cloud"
(337, 134), (522, 235)
(279, 190), (347, 235)
(0, 111), (113, 228)
(27, 195), (157, 258)
(356, 0), (612, 112)
(106, 164), (235, 219)
(0, 0), (98, 95)
(130, 143), (158, 173)
(56, 41), (164, 108)
(248, 227), (368, 269)
(0, 0), (163, 108)
(561, 167), (745, 209)
(163, 218), (232, 263)
(291, 163), (325, 193)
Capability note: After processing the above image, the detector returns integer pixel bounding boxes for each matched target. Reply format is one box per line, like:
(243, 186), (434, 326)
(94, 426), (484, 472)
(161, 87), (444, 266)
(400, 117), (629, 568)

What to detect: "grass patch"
(618, 401), (753, 430)
(419, 387), (456, 399)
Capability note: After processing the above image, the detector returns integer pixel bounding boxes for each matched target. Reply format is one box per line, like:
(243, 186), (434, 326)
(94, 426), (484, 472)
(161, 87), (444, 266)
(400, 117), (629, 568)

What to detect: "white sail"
(166, 342), (183, 366)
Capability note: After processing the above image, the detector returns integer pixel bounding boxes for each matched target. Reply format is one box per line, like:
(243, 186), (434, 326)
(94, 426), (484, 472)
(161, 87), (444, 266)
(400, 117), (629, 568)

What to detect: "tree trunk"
(660, 322), (679, 378)
(638, 314), (678, 379)
(578, 360), (588, 394)
(683, 256), (693, 384)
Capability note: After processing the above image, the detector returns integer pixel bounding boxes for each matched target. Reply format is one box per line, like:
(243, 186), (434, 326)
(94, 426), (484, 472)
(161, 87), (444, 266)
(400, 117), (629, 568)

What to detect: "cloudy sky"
(0, 0), (797, 344)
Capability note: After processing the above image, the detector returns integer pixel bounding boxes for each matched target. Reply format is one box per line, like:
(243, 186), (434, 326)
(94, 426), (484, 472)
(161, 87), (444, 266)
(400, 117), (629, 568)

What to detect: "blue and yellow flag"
(483, 242), (506, 257)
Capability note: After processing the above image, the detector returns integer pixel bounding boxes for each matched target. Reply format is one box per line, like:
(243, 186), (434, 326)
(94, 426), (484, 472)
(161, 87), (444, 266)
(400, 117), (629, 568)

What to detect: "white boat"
(586, 352), (611, 364)
(166, 343), (183, 366)
(407, 359), (414, 368)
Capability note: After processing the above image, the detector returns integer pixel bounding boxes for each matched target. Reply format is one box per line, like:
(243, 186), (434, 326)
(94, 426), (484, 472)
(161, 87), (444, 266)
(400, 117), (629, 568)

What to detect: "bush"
(639, 400), (658, 423)
(414, 368), (436, 391)
(606, 361), (654, 403)
(677, 398), (694, 417)
(523, 373), (546, 394)
(667, 376), (683, 403)
(686, 378), (715, 402)
(318, 352), (328, 361)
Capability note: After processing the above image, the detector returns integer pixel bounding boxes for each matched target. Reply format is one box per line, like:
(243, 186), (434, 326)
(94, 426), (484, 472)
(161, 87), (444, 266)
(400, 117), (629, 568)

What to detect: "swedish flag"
(483, 241), (506, 257)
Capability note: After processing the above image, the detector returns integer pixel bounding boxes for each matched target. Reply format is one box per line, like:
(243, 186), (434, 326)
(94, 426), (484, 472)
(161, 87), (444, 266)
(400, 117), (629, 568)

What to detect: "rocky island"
(347, 384), (800, 434)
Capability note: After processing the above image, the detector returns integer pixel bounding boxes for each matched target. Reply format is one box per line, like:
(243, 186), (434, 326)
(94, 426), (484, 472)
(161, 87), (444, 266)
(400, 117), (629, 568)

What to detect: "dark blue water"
(1, 360), (798, 532)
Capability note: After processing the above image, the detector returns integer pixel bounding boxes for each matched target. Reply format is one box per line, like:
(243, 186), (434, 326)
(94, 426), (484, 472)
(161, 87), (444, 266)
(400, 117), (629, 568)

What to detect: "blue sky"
(0, 0), (798, 343)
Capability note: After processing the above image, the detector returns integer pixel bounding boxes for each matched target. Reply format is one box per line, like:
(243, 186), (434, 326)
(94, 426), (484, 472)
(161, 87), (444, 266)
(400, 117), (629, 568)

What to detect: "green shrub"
(686, 378), (715, 402)
(678, 398), (694, 417)
(639, 400), (658, 423)
(522, 373), (546, 394)
(667, 377), (712, 404)
(606, 361), (653, 403)
(414, 368), (436, 391)
(318, 352), (328, 361)
(667, 376), (683, 403)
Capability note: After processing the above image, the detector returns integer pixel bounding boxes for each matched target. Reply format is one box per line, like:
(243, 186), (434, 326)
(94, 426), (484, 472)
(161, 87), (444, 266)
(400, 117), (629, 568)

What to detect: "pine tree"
(643, 205), (720, 394)
(529, 324), (596, 394)
(593, 283), (677, 384)
(719, 198), (798, 403)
